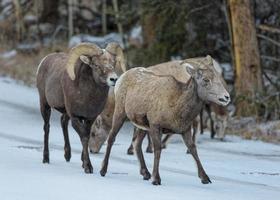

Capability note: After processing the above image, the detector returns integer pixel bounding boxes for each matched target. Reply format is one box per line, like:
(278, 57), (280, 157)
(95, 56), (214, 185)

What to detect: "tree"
(228, 0), (263, 116)
(39, 0), (60, 23)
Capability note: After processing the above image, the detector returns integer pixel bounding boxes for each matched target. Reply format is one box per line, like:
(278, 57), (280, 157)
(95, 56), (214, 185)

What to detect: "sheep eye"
(203, 78), (210, 83)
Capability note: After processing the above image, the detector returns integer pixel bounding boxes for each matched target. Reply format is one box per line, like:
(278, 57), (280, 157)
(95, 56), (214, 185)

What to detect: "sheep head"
(66, 42), (119, 86)
(105, 42), (126, 75)
(181, 55), (230, 106)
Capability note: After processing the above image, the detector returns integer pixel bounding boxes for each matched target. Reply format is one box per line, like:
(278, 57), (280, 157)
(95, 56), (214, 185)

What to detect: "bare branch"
(257, 24), (280, 34)
(262, 70), (280, 90)
(261, 55), (280, 63)
(257, 34), (280, 48)
(185, 4), (212, 20)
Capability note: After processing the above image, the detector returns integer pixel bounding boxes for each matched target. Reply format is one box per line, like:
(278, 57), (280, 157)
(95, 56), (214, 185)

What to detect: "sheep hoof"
(152, 175), (161, 185)
(100, 167), (107, 177)
(152, 180), (161, 185)
(141, 169), (151, 180)
(127, 148), (134, 155)
(201, 175), (212, 184)
(84, 166), (93, 174)
(83, 162), (93, 174)
(145, 147), (153, 153)
(42, 155), (49, 164)
(64, 152), (71, 162)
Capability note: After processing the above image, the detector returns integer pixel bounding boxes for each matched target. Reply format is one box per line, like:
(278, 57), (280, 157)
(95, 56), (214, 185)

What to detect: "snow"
(0, 50), (17, 59)
(130, 25), (143, 44)
(0, 77), (280, 200)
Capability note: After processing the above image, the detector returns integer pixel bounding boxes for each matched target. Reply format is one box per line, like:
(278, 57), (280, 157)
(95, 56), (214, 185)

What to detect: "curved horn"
(105, 42), (126, 73)
(66, 43), (103, 80)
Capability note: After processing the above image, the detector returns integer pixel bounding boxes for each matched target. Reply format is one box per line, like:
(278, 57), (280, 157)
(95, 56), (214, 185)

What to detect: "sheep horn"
(105, 42), (126, 74)
(66, 43), (103, 80)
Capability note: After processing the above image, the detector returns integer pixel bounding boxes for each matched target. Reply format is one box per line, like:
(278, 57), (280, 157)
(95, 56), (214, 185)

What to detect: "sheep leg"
(100, 111), (126, 177)
(200, 109), (204, 134)
(206, 104), (215, 138)
(161, 134), (172, 149)
(127, 127), (137, 155)
(192, 120), (198, 142)
(146, 133), (153, 153)
(181, 130), (211, 184)
(149, 125), (162, 185)
(71, 117), (94, 174)
(187, 120), (198, 154)
(135, 129), (151, 180)
(61, 114), (71, 162)
(40, 101), (51, 164)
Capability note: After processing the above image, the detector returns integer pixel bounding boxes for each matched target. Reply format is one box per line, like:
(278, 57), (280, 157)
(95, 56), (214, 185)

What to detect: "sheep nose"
(224, 95), (229, 101)
(110, 77), (117, 83)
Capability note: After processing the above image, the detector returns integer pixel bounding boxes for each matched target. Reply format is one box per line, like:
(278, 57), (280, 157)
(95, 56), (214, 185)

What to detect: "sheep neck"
(176, 77), (204, 128)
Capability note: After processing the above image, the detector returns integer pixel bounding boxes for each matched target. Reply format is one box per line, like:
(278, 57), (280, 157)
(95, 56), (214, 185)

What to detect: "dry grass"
(227, 118), (280, 144)
(0, 43), (68, 86)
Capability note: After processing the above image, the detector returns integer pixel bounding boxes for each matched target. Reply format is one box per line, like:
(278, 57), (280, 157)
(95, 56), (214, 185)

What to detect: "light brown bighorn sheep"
(36, 42), (125, 173)
(89, 57), (228, 154)
(99, 55), (230, 185)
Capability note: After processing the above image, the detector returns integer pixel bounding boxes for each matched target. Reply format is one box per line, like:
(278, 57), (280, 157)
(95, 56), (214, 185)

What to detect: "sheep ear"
(183, 63), (196, 76)
(80, 55), (90, 65)
(206, 55), (212, 65)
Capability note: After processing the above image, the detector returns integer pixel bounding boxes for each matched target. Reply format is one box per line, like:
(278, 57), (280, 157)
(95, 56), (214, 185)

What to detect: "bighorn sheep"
(200, 103), (228, 139)
(89, 67), (126, 154)
(36, 42), (125, 173)
(100, 55), (230, 185)
(89, 57), (229, 154)
(89, 58), (195, 153)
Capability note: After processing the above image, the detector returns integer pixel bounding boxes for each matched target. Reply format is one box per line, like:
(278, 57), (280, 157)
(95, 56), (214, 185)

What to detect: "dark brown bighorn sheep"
(36, 42), (125, 173)
(100, 55), (230, 185)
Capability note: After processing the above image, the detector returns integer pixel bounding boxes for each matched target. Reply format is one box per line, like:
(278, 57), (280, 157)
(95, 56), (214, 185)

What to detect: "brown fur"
(99, 56), (230, 185)
(89, 57), (229, 153)
(36, 42), (124, 173)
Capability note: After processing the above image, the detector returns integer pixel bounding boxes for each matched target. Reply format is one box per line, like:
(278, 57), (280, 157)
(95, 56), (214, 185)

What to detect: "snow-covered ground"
(0, 77), (279, 200)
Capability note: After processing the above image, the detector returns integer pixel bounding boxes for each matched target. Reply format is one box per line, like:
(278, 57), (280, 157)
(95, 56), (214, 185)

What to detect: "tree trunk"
(141, 14), (157, 48)
(112, 0), (125, 46)
(13, 0), (24, 41)
(68, 0), (74, 39)
(39, 0), (60, 23)
(228, 0), (263, 116)
(102, 0), (107, 35)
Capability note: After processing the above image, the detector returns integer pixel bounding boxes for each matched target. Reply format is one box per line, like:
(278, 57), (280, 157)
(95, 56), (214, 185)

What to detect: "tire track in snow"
(199, 146), (280, 162)
(0, 131), (279, 192)
(0, 99), (38, 115)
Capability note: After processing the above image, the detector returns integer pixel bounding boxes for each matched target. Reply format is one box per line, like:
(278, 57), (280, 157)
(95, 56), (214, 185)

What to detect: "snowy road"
(0, 77), (280, 200)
